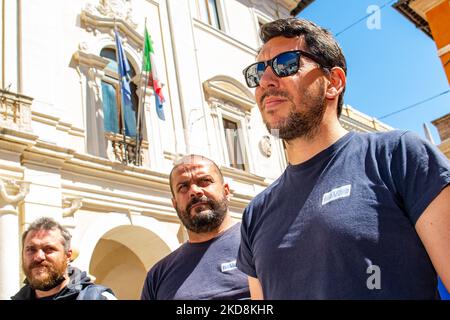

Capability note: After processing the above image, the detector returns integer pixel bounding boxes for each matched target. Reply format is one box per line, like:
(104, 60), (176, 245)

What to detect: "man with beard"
(237, 18), (450, 299)
(12, 217), (116, 300)
(140, 155), (250, 299)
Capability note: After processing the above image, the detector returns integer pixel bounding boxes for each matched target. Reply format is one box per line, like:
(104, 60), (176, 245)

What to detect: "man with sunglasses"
(237, 18), (450, 299)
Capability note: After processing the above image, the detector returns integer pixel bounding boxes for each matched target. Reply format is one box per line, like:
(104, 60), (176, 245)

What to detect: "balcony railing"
(105, 132), (148, 166)
(0, 88), (33, 132)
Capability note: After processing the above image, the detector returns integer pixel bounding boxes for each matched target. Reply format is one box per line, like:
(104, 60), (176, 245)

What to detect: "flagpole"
(135, 18), (148, 166)
(114, 21), (128, 164)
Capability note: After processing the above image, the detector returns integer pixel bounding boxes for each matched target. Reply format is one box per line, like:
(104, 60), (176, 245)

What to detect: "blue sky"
(297, 0), (450, 143)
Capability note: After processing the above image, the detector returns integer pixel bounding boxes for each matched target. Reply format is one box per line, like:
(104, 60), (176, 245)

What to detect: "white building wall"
(3, 0), (19, 92)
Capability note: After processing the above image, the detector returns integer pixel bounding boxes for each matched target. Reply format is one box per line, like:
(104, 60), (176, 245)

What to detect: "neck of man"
(187, 214), (237, 244)
(284, 112), (348, 165)
(34, 276), (70, 299)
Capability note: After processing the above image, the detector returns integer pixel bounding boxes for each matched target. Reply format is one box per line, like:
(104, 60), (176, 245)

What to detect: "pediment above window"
(203, 76), (256, 113)
(72, 51), (109, 69)
(81, 0), (143, 50)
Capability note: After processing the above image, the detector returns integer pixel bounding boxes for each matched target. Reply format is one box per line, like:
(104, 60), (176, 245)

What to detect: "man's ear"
(171, 198), (177, 210)
(66, 248), (73, 262)
(325, 67), (346, 100)
(223, 183), (231, 199)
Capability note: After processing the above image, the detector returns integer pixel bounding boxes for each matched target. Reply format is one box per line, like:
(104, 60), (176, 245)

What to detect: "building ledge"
(437, 138), (450, 158)
(290, 0), (315, 16)
(393, 0), (433, 39)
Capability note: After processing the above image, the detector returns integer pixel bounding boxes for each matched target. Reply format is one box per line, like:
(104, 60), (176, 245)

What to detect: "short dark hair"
(22, 217), (72, 254)
(260, 18), (347, 117)
(169, 154), (224, 197)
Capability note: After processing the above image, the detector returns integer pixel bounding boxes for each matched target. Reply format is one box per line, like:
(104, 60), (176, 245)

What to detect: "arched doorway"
(89, 225), (172, 299)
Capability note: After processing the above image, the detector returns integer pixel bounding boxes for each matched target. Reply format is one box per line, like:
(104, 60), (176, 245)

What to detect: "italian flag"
(143, 27), (165, 120)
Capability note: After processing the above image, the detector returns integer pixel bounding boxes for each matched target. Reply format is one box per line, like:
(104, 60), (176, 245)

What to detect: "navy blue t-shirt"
(141, 223), (250, 300)
(237, 131), (450, 299)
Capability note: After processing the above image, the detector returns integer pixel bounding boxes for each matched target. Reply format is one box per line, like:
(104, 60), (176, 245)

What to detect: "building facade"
(0, 0), (390, 299)
(432, 113), (450, 158)
(393, 0), (450, 84)
(393, 0), (450, 160)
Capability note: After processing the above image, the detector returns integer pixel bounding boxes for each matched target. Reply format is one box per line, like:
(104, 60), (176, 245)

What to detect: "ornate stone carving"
(85, 0), (137, 28)
(78, 42), (89, 51)
(0, 89), (33, 132)
(0, 179), (30, 214)
(110, 137), (143, 166)
(62, 198), (83, 218)
(258, 135), (272, 158)
(209, 103), (218, 118)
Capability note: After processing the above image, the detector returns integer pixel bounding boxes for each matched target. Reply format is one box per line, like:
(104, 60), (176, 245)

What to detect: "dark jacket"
(11, 266), (116, 300)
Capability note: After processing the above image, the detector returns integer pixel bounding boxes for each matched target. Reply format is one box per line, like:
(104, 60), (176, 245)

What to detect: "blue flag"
(114, 29), (136, 136)
(155, 93), (165, 121)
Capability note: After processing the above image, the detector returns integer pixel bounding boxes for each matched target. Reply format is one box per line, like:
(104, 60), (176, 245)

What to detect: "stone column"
(0, 179), (29, 299)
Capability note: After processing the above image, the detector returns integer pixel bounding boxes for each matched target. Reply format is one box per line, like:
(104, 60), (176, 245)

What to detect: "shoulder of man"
(352, 129), (407, 146)
(11, 284), (34, 300)
(76, 284), (117, 300)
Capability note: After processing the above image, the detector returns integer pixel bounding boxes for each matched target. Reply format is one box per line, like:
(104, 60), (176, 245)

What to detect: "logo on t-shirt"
(321, 184), (351, 205)
(221, 260), (237, 272)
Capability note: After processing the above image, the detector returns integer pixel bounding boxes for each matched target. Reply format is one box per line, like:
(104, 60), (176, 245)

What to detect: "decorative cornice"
(22, 141), (75, 169)
(0, 127), (38, 153)
(63, 151), (170, 191)
(229, 191), (254, 209)
(32, 111), (85, 138)
(220, 165), (268, 186)
(436, 138), (450, 159)
(1, 129), (269, 216)
(340, 105), (392, 132)
(71, 50), (109, 70)
(69, 195), (179, 223)
(80, 9), (143, 50)
(203, 76), (256, 113)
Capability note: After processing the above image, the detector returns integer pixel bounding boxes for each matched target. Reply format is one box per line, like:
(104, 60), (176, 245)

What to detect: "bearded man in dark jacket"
(12, 217), (116, 300)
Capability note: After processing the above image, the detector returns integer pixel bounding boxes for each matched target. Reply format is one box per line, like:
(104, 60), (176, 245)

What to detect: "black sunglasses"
(242, 50), (328, 88)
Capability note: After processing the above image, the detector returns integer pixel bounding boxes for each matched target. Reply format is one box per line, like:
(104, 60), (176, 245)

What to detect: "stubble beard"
(176, 195), (228, 233)
(262, 85), (327, 141)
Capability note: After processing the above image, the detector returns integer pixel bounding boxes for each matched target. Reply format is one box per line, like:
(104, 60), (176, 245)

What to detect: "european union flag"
(114, 29), (136, 137)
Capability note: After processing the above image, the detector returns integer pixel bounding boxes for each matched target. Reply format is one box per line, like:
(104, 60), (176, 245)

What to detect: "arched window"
(100, 47), (139, 138)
